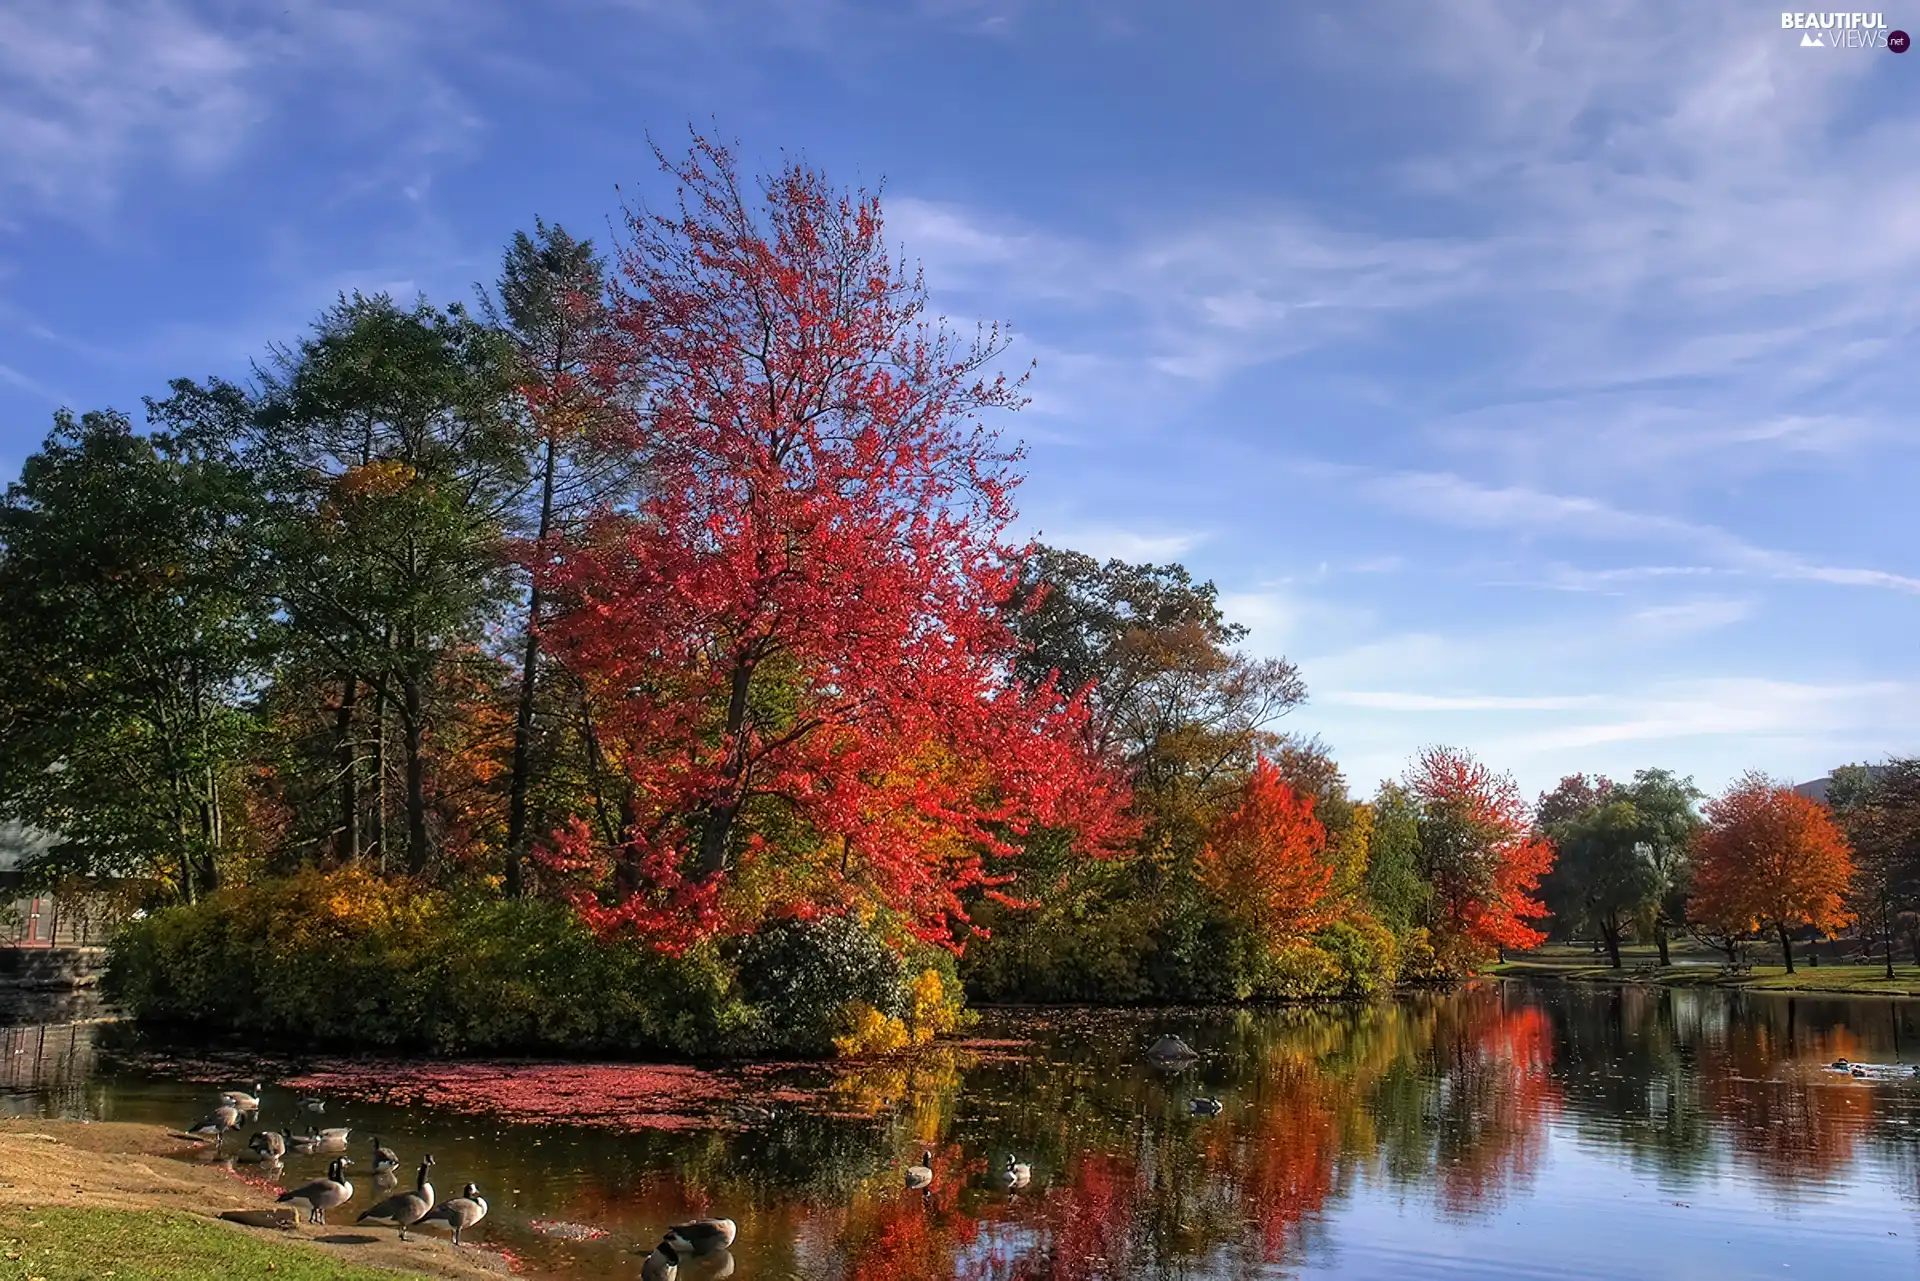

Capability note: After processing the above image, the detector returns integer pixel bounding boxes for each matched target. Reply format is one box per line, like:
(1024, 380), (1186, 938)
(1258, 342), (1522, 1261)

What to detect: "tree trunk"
(1604, 917), (1622, 969)
(371, 669), (388, 874)
(505, 430), (560, 899)
(697, 659), (757, 877)
(402, 676), (430, 877)
(1887, 891), (1897, 979)
(334, 675), (359, 863)
(1655, 920), (1671, 967)
(577, 684), (622, 852)
(505, 608), (541, 899)
(1778, 921), (1795, 974)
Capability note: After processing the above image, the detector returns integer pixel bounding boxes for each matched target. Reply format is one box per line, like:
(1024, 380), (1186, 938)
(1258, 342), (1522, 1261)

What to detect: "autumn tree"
(540, 140), (1126, 949)
(1199, 758), (1338, 949)
(1689, 773), (1853, 973)
(982, 544), (1304, 994)
(1403, 746), (1554, 969)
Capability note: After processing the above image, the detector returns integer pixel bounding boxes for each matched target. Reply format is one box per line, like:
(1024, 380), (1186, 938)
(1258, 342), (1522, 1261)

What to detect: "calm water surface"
(6, 982), (1920, 1279)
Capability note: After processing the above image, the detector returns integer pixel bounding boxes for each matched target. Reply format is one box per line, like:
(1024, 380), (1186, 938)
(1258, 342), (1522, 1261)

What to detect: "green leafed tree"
(1828, 760), (1920, 977)
(235, 293), (524, 877)
(0, 407), (268, 900)
(1538, 768), (1702, 967)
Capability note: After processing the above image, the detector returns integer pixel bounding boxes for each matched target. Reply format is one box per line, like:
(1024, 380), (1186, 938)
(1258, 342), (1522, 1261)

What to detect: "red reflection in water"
(1436, 1001), (1560, 1216)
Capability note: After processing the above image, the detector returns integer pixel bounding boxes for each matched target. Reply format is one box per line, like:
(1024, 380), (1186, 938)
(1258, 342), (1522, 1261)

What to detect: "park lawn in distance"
(0, 1205), (420, 1281)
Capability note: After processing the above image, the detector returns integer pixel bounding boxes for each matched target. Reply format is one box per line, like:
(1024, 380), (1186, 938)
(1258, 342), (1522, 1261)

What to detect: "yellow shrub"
(832, 1001), (910, 1057)
(905, 968), (960, 1045)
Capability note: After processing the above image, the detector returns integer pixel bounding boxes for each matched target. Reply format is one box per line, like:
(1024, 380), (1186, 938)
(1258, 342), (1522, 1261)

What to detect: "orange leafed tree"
(1199, 757), (1339, 945)
(1404, 746), (1555, 966)
(1689, 772), (1853, 973)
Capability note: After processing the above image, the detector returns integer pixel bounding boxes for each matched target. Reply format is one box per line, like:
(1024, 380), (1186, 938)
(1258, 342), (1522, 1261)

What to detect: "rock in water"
(1147, 1036), (1198, 1062)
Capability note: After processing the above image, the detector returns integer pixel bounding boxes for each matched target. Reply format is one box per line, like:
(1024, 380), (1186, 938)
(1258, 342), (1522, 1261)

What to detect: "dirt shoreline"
(0, 1119), (520, 1278)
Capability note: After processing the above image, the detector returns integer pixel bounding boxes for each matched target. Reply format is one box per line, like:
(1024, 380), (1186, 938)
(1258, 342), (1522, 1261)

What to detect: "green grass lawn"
(0, 1206), (416, 1281)
(1492, 945), (1920, 995)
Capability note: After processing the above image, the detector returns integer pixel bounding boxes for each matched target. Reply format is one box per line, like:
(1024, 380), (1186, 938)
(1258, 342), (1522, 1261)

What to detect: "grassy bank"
(0, 1205), (412, 1281)
(0, 1123), (509, 1281)
(1493, 943), (1920, 996)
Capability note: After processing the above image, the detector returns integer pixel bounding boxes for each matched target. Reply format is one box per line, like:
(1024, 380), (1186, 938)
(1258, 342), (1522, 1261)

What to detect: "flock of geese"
(183, 1084), (735, 1278)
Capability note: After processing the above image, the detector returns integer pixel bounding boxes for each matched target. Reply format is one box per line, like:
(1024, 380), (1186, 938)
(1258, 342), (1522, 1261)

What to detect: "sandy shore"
(0, 1119), (517, 1278)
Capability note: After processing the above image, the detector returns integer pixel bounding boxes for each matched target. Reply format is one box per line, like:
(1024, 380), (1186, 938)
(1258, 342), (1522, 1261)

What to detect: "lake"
(5, 981), (1920, 1278)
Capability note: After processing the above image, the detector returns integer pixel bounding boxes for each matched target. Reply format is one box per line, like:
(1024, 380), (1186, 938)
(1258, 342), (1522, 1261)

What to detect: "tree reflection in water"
(29, 985), (1920, 1278)
(819, 987), (1564, 1278)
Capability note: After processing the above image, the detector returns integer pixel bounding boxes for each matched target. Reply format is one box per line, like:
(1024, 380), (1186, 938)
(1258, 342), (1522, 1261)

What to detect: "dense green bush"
(106, 869), (952, 1057)
(733, 915), (909, 1055)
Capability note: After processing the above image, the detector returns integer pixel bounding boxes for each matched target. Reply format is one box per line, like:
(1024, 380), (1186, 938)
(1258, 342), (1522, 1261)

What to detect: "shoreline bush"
(105, 869), (963, 1058)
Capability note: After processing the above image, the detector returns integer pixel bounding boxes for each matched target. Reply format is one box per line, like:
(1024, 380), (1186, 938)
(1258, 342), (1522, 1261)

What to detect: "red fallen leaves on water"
(104, 1046), (853, 1132)
(276, 1061), (756, 1132)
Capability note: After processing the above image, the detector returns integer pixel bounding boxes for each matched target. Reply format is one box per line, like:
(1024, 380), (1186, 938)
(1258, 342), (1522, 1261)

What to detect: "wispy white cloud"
(0, 0), (254, 217)
(1346, 468), (1920, 595)
(1033, 524), (1207, 563)
(0, 0), (489, 225)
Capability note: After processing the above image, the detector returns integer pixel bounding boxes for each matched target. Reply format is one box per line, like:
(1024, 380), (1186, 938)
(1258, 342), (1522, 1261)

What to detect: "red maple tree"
(539, 139), (1128, 950)
(1688, 772), (1852, 972)
(1404, 746), (1555, 963)
(1199, 757), (1339, 945)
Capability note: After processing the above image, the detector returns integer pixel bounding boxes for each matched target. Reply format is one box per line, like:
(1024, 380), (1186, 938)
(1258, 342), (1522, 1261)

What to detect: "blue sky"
(3, 1), (1916, 801)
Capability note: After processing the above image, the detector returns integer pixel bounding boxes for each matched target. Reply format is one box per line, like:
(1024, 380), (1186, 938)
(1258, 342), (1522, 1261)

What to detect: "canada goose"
(277, 1156), (354, 1224)
(222, 1083), (263, 1114)
(314, 1126), (351, 1144)
(357, 1155), (435, 1239)
(371, 1137), (399, 1174)
(640, 1239), (681, 1281)
(301, 1097), (327, 1113)
(187, 1103), (242, 1150)
(249, 1129), (287, 1160)
(1189, 1096), (1224, 1117)
(283, 1126), (322, 1156)
(905, 1149), (934, 1190)
(665, 1217), (736, 1255)
(418, 1181), (488, 1245)
(1001, 1156), (1031, 1189)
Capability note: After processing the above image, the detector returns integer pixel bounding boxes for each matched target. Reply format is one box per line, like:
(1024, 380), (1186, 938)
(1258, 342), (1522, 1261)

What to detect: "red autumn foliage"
(1689, 772), (1853, 953)
(1199, 757), (1339, 945)
(539, 139), (1129, 951)
(1404, 746), (1555, 960)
